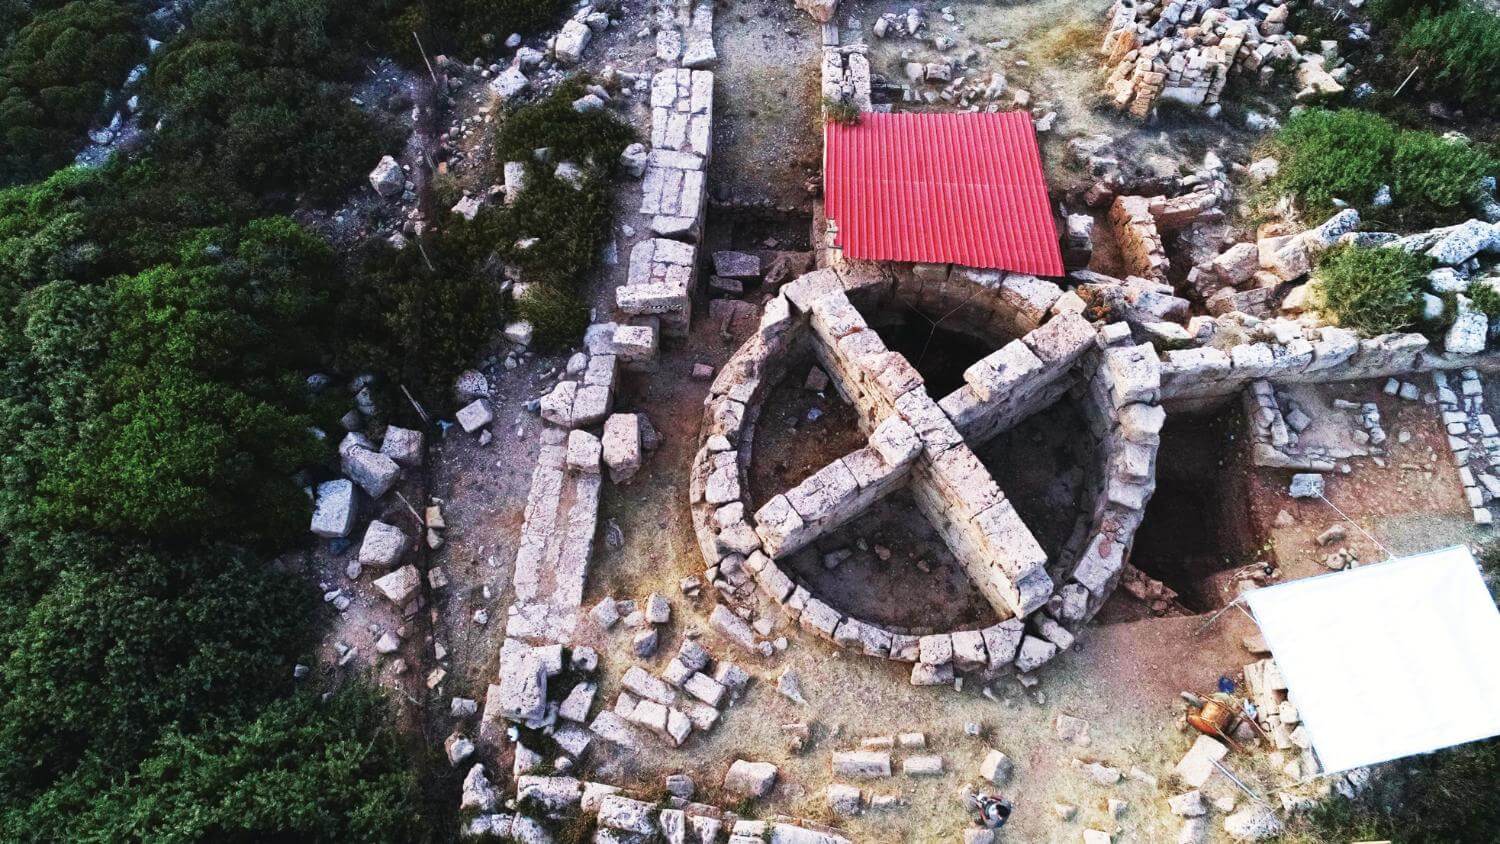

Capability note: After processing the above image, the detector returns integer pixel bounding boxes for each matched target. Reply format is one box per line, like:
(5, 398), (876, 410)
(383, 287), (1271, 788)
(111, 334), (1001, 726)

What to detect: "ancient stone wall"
(1100, 0), (1344, 119)
(1109, 195), (1170, 283)
(822, 45), (872, 112)
(690, 261), (1164, 682)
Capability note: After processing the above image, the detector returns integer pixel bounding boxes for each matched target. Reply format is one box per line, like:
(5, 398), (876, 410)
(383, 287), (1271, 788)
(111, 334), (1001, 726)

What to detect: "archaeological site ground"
(1, 0), (1498, 841)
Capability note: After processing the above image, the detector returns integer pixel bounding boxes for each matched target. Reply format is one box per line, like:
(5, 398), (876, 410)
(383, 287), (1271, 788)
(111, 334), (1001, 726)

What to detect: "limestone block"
(601, 414), (642, 483)
(311, 479), (357, 538)
(457, 399), (495, 433)
(380, 425), (425, 467)
(358, 520), (409, 568)
(723, 760), (778, 799)
(342, 445), (401, 499)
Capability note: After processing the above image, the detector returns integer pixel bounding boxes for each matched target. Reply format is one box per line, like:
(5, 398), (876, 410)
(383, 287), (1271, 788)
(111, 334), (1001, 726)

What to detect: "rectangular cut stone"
(1023, 312), (1096, 365)
(753, 494), (808, 558)
(964, 340), (1044, 402)
(1102, 343), (1162, 406)
(981, 618), (1025, 668)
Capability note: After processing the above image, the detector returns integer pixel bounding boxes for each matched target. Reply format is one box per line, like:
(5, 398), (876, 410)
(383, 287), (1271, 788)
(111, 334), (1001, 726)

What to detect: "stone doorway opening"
(1130, 407), (1259, 612)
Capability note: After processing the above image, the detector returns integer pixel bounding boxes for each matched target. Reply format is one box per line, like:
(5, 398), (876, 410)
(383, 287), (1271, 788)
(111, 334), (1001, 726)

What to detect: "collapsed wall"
(1100, 0), (1347, 119)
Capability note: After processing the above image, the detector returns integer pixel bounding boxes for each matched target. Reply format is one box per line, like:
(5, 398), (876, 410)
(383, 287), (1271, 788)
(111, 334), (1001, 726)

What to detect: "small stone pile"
(464, 771), (848, 842)
(1100, 0), (1349, 119)
(587, 637), (750, 751)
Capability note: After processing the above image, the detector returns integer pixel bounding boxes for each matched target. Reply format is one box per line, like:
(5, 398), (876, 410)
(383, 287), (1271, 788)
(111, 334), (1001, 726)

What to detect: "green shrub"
(1391, 130), (1491, 211)
(517, 284), (590, 349)
(823, 97), (861, 126)
(1271, 108), (1495, 226)
(1397, 3), (1500, 108)
(495, 76), (636, 168)
(148, 39), (391, 201)
(336, 233), (506, 415)
(0, 0), (145, 185)
(1469, 282), (1500, 318)
(0, 535), (315, 802)
(1367, 0), (1455, 25)
(1298, 737), (1500, 843)
(1271, 109), (1397, 213)
(71, 685), (427, 842)
(1311, 244), (1430, 335)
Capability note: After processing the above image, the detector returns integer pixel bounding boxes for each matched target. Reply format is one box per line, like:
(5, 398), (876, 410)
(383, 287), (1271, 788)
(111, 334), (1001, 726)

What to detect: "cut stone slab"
(457, 399), (495, 433)
(1288, 473), (1324, 499)
(979, 749), (1013, 784)
(723, 759), (778, 799)
(311, 479), (357, 537)
(1223, 804), (1283, 841)
(832, 751), (892, 779)
(342, 446), (400, 499)
(601, 413), (643, 483)
(358, 520), (409, 568)
(1168, 790), (1206, 817)
(1175, 735), (1228, 788)
(369, 155), (403, 197)
(713, 250), (761, 279)
(380, 425), (424, 467)
(902, 755), (944, 776)
(373, 565), (422, 607)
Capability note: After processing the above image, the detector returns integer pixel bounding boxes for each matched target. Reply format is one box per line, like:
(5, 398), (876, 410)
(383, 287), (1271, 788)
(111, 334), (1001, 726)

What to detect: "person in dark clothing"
(971, 792), (1013, 829)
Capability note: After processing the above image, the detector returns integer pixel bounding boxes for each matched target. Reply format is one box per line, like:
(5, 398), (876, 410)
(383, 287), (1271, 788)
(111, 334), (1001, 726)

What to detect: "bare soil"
(780, 489), (1002, 632)
(748, 367), (869, 507)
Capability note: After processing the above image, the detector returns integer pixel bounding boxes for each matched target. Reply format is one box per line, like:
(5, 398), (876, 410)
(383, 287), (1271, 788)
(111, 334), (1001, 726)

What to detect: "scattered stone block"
(979, 750), (1013, 784)
(457, 399), (494, 433)
(358, 520), (409, 568)
(311, 479), (357, 537)
(723, 760), (778, 799)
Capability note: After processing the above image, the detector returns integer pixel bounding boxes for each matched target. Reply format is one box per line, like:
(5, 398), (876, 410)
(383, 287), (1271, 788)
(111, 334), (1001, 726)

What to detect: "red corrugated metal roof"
(824, 111), (1064, 277)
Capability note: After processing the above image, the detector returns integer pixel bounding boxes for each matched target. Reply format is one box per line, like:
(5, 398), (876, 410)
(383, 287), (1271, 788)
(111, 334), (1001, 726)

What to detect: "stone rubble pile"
(462, 769), (849, 842)
(1243, 380), (1390, 471)
(586, 636), (750, 750)
(822, 45), (873, 113)
(651, 0), (717, 69)
(1100, 0), (1351, 120)
(461, 8), (721, 835)
(308, 380), (423, 541)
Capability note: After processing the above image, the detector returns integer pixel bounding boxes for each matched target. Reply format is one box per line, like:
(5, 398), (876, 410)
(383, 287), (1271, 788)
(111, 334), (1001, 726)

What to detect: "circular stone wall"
(689, 260), (1165, 680)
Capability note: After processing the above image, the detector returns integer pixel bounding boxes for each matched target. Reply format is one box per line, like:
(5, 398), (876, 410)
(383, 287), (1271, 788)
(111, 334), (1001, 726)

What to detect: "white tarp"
(1244, 545), (1500, 774)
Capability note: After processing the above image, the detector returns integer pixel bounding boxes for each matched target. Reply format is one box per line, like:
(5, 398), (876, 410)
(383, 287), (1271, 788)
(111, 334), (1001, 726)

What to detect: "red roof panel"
(824, 111), (1064, 277)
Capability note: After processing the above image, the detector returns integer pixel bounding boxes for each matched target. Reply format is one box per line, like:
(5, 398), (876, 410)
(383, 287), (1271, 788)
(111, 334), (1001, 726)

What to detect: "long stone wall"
(1155, 321), (1500, 413)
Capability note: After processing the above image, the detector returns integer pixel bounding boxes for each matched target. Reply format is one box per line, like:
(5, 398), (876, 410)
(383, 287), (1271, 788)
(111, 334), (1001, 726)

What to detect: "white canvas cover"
(1243, 545), (1500, 774)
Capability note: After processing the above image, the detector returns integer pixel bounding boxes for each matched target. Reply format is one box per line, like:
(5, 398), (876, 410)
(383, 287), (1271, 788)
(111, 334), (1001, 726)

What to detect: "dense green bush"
(148, 39), (390, 201)
(1271, 108), (1397, 212)
(495, 76), (636, 168)
(518, 284), (591, 349)
(1366, 0), (1455, 24)
(0, 214), (332, 543)
(0, 535), (313, 803)
(337, 232), (506, 414)
(1469, 282), (1500, 318)
(1396, 3), (1500, 109)
(1390, 129), (1494, 211)
(1270, 108), (1494, 226)
(0, 0), (144, 185)
(72, 686), (426, 842)
(1311, 244), (1430, 335)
